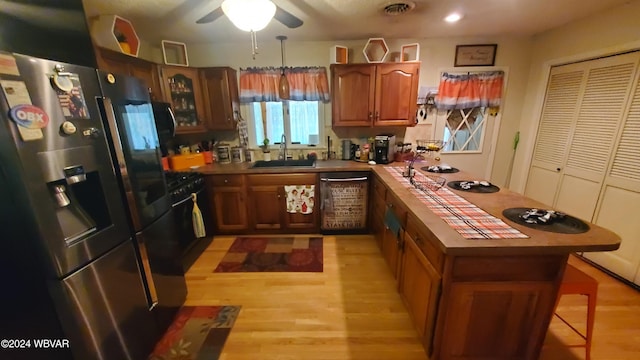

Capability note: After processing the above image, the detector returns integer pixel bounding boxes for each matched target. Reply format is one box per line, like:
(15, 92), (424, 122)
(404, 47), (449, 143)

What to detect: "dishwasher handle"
(320, 177), (368, 182)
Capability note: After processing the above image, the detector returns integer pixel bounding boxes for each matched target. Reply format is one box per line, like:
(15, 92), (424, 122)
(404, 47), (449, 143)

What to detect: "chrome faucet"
(280, 133), (287, 161)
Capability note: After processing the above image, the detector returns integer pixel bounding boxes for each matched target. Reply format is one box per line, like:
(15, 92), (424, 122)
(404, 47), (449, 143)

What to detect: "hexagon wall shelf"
(363, 38), (389, 63)
(90, 15), (140, 57)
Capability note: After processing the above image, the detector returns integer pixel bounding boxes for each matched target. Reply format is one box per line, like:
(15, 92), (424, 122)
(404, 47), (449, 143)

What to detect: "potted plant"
(115, 31), (131, 54)
(260, 138), (271, 161)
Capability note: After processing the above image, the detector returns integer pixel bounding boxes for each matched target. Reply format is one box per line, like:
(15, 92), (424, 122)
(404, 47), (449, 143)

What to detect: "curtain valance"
(435, 71), (504, 110)
(239, 66), (330, 103)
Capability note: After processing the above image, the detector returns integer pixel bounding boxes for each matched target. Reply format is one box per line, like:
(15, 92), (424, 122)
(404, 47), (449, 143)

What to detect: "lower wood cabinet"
(247, 174), (318, 233)
(400, 230), (441, 356)
(370, 174), (387, 250)
(381, 190), (407, 279)
(381, 225), (402, 278)
(206, 175), (248, 233)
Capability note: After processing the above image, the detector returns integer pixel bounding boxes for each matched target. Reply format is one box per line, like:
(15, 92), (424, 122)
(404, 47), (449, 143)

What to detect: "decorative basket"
(416, 140), (443, 152)
(410, 174), (446, 192)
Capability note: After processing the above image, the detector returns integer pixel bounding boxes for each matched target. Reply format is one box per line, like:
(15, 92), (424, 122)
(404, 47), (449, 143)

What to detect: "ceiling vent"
(383, 2), (416, 16)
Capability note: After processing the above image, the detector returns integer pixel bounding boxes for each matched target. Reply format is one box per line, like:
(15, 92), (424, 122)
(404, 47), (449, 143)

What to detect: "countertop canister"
(217, 144), (231, 164)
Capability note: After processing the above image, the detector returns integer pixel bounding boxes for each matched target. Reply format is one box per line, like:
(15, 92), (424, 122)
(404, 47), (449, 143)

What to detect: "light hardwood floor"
(185, 235), (640, 360)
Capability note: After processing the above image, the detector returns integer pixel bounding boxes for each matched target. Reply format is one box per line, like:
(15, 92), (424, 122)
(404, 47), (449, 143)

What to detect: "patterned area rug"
(149, 306), (240, 360)
(214, 236), (323, 272)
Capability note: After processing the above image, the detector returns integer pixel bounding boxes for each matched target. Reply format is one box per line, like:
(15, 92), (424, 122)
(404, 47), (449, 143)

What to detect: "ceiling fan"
(195, 0), (303, 28)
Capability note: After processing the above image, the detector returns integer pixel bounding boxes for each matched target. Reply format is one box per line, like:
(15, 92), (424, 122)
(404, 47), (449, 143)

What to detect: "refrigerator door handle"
(137, 239), (159, 310)
(99, 97), (142, 230)
(167, 106), (177, 138)
(320, 177), (369, 182)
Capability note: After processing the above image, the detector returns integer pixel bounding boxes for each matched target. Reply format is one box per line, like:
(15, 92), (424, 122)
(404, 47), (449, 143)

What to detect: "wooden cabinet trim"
(208, 174), (245, 187)
(450, 255), (566, 282)
(406, 214), (445, 272)
(247, 173), (317, 186)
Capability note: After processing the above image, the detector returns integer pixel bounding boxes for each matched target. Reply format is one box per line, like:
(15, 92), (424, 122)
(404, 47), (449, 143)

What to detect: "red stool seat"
(553, 263), (598, 360)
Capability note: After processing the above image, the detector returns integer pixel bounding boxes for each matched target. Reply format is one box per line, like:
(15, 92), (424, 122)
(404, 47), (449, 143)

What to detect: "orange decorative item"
(202, 151), (213, 164)
(169, 153), (205, 170)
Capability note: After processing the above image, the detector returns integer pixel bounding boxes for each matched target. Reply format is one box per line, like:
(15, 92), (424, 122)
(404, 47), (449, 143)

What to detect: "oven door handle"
(320, 177), (368, 182)
(171, 188), (204, 208)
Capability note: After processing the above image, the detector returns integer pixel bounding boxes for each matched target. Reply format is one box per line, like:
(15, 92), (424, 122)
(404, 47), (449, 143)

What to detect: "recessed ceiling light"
(444, 13), (462, 23)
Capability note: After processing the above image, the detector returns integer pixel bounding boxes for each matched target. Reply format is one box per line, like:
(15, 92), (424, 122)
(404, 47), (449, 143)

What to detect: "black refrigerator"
(0, 53), (185, 359)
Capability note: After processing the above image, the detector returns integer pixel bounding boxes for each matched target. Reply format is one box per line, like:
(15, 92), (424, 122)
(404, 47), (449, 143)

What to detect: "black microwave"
(152, 102), (176, 151)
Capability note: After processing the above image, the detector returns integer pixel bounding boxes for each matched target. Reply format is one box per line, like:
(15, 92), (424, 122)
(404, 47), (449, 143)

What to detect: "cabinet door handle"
(415, 236), (424, 246)
(224, 179), (228, 184)
(375, 111), (379, 120)
(368, 112), (373, 120)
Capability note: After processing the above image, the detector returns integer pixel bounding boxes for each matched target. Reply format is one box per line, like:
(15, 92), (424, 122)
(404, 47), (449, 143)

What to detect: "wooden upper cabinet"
(331, 63), (419, 127)
(159, 65), (207, 134)
(331, 64), (376, 126)
(94, 47), (162, 101)
(200, 67), (239, 130)
(374, 63), (420, 127)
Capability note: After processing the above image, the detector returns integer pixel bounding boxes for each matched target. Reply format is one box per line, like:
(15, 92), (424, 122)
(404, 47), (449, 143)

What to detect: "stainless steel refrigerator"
(0, 53), (185, 360)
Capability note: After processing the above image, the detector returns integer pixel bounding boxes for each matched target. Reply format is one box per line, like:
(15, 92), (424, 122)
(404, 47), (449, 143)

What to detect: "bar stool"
(553, 263), (598, 360)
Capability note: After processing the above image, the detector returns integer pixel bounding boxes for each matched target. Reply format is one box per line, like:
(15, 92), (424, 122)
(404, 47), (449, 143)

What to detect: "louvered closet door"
(526, 52), (640, 221)
(525, 64), (585, 206)
(585, 63), (640, 284)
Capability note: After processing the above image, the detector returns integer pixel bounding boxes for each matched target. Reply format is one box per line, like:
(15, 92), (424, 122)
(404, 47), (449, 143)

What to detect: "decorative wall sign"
(454, 44), (497, 67)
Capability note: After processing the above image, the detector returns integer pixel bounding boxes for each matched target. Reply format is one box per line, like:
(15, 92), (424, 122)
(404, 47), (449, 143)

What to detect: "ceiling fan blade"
(196, 7), (224, 24)
(274, 5), (303, 28)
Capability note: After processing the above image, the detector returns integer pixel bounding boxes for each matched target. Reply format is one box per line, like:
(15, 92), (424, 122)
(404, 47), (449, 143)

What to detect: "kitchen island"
(193, 159), (620, 360)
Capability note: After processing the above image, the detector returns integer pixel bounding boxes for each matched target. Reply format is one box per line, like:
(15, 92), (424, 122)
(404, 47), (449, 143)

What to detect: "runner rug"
(149, 305), (240, 360)
(214, 236), (323, 272)
(385, 166), (528, 239)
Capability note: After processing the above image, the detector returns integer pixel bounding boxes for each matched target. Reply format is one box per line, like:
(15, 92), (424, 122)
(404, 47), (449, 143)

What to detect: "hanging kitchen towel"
(191, 193), (206, 238)
(284, 185), (315, 214)
(320, 180), (334, 213)
(384, 207), (402, 239)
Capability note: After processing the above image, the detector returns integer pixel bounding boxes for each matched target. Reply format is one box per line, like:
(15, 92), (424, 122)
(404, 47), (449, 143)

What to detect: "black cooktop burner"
(447, 181), (500, 193)
(502, 207), (590, 234)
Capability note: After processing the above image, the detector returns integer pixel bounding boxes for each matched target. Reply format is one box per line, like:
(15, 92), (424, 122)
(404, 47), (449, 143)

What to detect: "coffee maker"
(374, 135), (396, 164)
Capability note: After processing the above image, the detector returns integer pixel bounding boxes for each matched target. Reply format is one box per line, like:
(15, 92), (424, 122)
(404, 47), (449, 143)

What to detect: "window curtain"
(239, 66), (330, 103)
(435, 71), (504, 110)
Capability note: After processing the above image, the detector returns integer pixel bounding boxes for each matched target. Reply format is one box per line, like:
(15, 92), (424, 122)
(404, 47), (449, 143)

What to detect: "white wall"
(184, 35), (531, 181)
(510, 1), (640, 193)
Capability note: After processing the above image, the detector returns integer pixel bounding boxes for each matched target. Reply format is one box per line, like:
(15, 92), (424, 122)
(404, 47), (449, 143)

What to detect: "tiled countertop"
(194, 159), (373, 174)
(193, 159), (621, 256)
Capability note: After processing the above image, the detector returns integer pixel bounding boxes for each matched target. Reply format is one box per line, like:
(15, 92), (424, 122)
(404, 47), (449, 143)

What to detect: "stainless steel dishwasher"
(319, 172), (369, 233)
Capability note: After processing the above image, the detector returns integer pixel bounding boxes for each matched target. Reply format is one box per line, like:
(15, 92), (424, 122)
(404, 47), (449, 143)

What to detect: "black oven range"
(164, 171), (212, 271)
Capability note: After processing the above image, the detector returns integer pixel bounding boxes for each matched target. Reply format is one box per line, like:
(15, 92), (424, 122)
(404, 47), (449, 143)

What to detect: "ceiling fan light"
(221, 0), (276, 32)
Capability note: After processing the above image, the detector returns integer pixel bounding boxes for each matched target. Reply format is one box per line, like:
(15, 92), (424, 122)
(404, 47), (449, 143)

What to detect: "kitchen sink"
(251, 159), (316, 168)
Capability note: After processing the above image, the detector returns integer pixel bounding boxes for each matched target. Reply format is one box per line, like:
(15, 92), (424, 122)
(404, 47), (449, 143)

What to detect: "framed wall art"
(454, 44), (497, 67)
